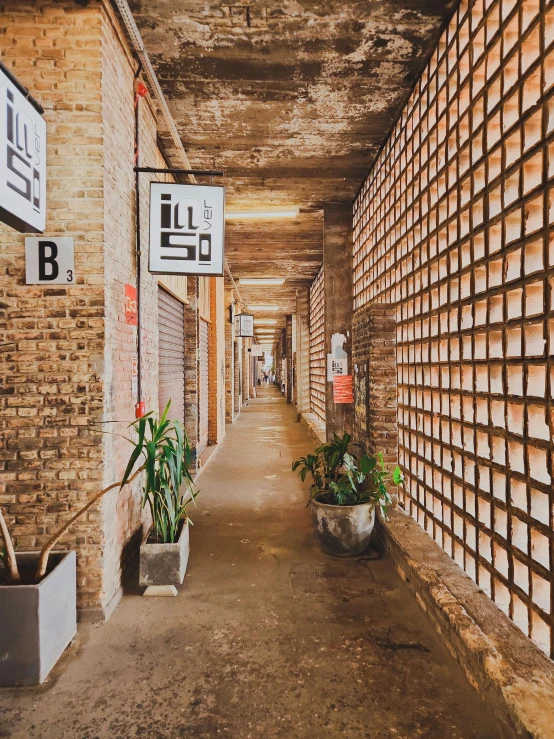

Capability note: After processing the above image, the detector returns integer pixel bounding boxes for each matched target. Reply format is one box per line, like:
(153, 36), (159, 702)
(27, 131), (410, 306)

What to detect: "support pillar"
(209, 277), (226, 444)
(323, 205), (354, 440)
(295, 289), (310, 417)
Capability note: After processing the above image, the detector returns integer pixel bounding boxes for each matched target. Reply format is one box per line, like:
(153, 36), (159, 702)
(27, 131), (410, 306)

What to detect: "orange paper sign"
(333, 374), (353, 404)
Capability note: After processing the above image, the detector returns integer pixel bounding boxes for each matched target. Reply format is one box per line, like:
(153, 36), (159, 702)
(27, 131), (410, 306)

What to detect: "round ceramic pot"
(310, 495), (375, 557)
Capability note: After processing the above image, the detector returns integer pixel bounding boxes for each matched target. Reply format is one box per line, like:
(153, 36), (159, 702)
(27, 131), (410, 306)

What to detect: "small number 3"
(67, 270), (73, 282)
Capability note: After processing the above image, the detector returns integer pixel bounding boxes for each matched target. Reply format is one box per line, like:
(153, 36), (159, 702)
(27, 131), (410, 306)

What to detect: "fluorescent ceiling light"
(248, 305), (280, 311)
(238, 278), (285, 285)
(226, 209), (299, 220)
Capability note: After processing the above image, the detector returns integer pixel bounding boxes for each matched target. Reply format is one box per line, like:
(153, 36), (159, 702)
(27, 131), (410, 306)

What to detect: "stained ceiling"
(129, 0), (455, 337)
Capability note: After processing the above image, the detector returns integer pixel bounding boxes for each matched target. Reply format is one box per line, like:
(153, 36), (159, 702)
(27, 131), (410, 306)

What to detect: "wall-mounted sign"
(125, 283), (138, 325)
(149, 182), (225, 276)
(327, 332), (348, 381)
(25, 237), (74, 284)
(235, 313), (254, 337)
(0, 66), (46, 233)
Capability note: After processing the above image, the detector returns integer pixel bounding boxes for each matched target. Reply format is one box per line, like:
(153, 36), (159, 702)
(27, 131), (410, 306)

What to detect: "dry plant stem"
(35, 468), (142, 581)
(0, 506), (20, 582)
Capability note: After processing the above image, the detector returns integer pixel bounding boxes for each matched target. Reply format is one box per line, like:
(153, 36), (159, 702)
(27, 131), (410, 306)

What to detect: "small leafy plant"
(122, 401), (198, 544)
(292, 433), (403, 517)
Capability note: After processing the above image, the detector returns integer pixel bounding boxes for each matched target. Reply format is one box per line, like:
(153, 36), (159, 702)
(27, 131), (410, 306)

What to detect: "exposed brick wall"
(224, 283), (235, 422)
(309, 265), (325, 423)
(353, 1), (554, 657)
(184, 278), (199, 468)
(352, 304), (398, 465)
(286, 315), (293, 404)
(0, 0), (187, 617)
(208, 276), (226, 444)
(0, 1), (106, 612)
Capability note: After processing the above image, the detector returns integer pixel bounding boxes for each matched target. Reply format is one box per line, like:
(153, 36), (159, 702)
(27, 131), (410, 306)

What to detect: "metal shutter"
(198, 318), (209, 453)
(158, 287), (185, 428)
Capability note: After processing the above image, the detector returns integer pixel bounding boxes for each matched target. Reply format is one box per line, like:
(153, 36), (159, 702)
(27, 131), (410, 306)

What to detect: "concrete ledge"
(299, 412), (326, 444)
(378, 508), (554, 739)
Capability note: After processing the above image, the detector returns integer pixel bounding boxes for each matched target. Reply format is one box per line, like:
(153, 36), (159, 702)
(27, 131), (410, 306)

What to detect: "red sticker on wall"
(333, 375), (353, 404)
(125, 283), (138, 325)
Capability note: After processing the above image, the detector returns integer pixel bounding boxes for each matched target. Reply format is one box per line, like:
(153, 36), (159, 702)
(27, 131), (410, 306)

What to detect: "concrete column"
(324, 204), (354, 441)
(295, 289), (310, 416)
(224, 284), (235, 422)
(184, 278), (200, 469)
(208, 277), (226, 444)
(286, 315), (293, 404)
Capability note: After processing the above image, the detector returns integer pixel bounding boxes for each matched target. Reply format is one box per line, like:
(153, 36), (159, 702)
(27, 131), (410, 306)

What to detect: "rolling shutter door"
(158, 287), (185, 428)
(199, 318), (209, 453)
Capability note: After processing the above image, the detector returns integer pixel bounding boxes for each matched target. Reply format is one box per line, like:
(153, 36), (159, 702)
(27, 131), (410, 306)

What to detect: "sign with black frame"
(235, 313), (254, 337)
(0, 64), (46, 233)
(148, 181), (225, 276)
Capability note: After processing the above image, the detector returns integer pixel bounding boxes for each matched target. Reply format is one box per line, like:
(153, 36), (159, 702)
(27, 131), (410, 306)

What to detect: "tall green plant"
(122, 401), (198, 544)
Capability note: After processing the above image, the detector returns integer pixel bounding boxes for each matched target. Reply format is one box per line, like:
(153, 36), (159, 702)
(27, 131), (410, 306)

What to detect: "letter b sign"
(25, 237), (75, 285)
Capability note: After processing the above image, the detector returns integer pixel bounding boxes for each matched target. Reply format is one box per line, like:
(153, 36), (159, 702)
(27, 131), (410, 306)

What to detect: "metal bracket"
(134, 167), (224, 177)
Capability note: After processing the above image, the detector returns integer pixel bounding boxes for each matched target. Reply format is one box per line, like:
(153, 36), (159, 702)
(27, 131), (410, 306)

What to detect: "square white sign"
(0, 67), (46, 233)
(25, 237), (75, 284)
(149, 182), (225, 276)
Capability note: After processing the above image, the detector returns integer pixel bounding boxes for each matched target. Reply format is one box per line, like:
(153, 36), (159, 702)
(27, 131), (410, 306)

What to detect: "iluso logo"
(0, 66), (46, 233)
(149, 183), (225, 276)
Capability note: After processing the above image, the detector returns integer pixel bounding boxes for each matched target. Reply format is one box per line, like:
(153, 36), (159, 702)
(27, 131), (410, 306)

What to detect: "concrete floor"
(0, 387), (499, 739)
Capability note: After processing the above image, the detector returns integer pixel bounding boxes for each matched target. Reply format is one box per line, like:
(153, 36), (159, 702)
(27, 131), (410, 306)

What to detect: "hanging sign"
(25, 237), (74, 284)
(235, 313), (254, 337)
(250, 344), (263, 356)
(0, 66), (46, 233)
(149, 182), (225, 276)
(125, 283), (138, 325)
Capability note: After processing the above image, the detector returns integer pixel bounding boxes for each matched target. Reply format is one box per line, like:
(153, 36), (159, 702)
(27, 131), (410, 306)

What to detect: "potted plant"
(292, 433), (403, 557)
(0, 402), (189, 685)
(123, 403), (198, 596)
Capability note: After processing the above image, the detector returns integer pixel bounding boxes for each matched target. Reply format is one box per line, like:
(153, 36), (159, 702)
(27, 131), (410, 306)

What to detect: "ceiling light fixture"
(238, 278), (285, 286)
(254, 319), (278, 325)
(226, 209), (299, 220)
(248, 305), (280, 312)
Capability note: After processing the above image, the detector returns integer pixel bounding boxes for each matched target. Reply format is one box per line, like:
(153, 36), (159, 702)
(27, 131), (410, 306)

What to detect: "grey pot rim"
(0, 550), (74, 590)
(143, 517), (189, 546)
(309, 496), (375, 513)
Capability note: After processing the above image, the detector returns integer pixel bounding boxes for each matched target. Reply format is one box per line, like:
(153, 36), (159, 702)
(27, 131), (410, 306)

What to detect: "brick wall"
(0, 0), (190, 617)
(352, 305), (398, 465)
(184, 278), (199, 468)
(309, 265), (325, 423)
(353, 0), (554, 657)
(0, 1), (107, 612)
(208, 276), (226, 444)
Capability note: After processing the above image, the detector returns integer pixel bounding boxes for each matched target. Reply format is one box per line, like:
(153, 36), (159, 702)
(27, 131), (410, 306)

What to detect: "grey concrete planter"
(139, 520), (190, 590)
(0, 550), (77, 686)
(310, 496), (375, 557)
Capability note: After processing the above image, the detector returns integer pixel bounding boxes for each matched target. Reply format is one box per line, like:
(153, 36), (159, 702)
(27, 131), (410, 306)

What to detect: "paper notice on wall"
(327, 332), (348, 380)
(333, 375), (353, 404)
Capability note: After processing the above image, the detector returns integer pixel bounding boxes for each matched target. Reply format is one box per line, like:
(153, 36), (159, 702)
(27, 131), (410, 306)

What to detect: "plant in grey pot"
(292, 433), (403, 557)
(0, 401), (189, 684)
(123, 403), (198, 596)
(0, 442), (144, 687)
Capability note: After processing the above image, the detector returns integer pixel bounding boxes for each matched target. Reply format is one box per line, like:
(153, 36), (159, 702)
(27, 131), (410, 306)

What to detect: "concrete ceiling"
(129, 0), (455, 334)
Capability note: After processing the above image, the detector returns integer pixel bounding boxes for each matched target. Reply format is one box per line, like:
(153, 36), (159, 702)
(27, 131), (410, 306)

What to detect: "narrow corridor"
(1, 387), (497, 739)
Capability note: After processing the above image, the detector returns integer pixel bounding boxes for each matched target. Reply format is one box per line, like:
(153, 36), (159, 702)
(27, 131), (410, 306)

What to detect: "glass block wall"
(353, 0), (554, 657)
(309, 265), (326, 424)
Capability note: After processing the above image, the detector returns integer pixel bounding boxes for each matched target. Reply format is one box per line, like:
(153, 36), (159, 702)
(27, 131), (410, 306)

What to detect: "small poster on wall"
(125, 283), (138, 325)
(354, 361), (368, 430)
(333, 374), (353, 404)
